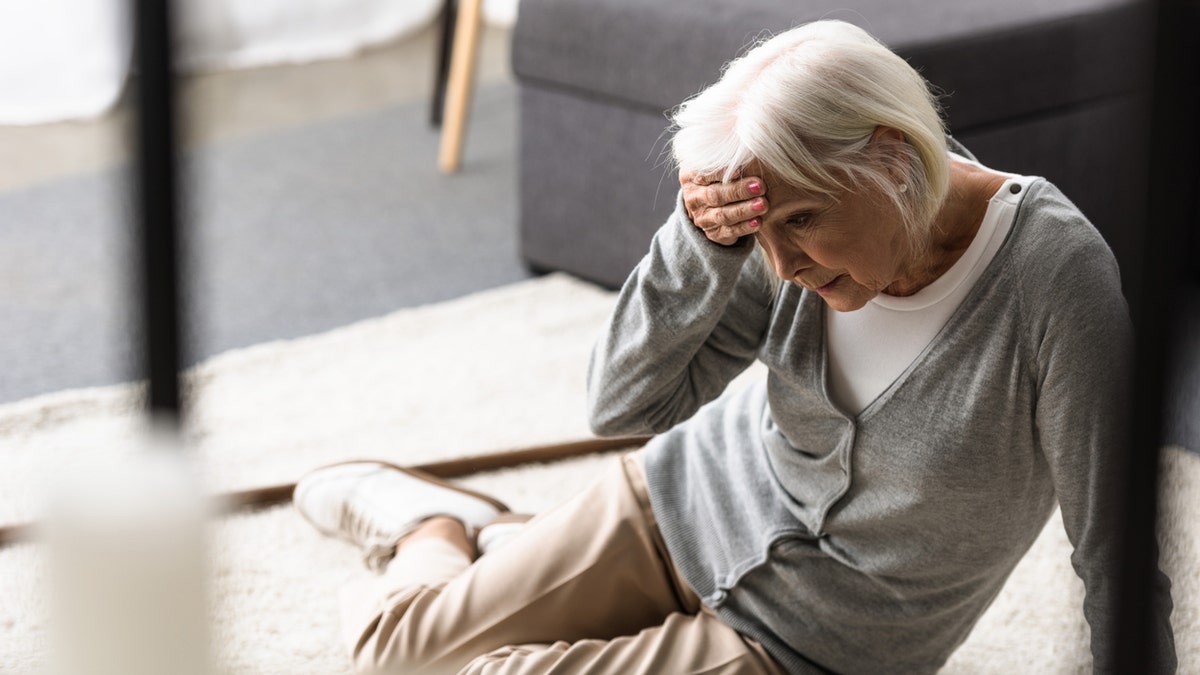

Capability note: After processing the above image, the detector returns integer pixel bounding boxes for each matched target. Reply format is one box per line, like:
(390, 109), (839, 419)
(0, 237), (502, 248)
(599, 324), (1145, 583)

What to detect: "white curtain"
(0, 0), (132, 125)
(0, 0), (445, 126)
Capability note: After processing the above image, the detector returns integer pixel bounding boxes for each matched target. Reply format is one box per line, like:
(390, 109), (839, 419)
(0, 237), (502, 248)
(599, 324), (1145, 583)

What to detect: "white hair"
(671, 20), (950, 255)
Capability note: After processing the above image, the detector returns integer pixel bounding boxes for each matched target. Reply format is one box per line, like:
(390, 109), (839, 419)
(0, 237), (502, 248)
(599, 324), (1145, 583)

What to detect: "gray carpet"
(0, 83), (533, 404)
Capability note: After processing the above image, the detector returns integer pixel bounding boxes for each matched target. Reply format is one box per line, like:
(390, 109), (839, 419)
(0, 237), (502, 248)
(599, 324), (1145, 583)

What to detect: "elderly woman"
(294, 20), (1176, 674)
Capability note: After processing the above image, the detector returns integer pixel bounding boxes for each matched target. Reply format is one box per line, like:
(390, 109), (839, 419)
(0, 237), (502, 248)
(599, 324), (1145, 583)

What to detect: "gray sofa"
(511, 0), (1155, 302)
(511, 0), (1200, 456)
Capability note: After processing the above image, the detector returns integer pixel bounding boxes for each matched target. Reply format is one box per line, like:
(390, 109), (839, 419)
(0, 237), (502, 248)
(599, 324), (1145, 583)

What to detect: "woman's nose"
(766, 239), (813, 281)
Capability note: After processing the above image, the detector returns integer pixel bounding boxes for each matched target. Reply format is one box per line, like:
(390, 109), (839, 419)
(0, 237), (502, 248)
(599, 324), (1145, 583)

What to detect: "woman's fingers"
(679, 169), (741, 186)
(701, 220), (761, 246)
(682, 174), (763, 207)
(715, 194), (768, 226)
(679, 172), (768, 245)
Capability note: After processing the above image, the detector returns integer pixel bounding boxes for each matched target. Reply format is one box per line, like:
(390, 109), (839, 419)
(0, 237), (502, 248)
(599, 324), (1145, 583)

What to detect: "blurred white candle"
(45, 418), (211, 675)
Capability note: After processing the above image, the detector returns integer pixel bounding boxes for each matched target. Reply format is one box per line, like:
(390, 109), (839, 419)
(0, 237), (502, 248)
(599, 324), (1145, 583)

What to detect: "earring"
(898, 183), (908, 193)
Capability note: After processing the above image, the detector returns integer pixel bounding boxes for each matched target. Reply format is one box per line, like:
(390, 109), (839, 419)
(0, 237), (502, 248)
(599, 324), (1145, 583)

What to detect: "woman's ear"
(870, 126), (905, 145)
(869, 126), (910, 184)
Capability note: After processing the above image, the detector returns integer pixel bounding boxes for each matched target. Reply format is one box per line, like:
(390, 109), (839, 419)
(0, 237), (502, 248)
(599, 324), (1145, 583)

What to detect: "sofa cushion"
(512, 0), (1152, 131)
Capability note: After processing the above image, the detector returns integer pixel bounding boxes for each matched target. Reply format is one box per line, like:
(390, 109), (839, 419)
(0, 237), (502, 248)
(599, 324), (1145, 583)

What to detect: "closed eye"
(784, 212), (814, 228)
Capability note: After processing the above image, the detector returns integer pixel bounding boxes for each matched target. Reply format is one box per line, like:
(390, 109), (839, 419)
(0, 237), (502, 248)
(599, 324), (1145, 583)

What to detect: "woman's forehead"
(750, 166), (829, 204)
(739, 159), (845, 207)
(745, 160), (803, 190)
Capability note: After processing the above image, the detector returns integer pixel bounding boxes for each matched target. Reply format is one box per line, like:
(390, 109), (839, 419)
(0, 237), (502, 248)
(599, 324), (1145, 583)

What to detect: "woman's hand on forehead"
(679, 170), (770, 247)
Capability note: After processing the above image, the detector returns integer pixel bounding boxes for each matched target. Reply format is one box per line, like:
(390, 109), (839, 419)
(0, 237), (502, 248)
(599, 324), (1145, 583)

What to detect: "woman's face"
(754, 174), (916, 313)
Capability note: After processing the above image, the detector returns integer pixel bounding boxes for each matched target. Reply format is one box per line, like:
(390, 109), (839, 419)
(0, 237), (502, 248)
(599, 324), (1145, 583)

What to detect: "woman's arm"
(586, 190), (775, 436)
(1031, 237), (1177, 673)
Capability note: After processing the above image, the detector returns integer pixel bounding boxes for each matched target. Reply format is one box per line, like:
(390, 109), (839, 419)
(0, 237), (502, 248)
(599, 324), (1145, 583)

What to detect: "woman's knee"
(346, 592), (457, 675)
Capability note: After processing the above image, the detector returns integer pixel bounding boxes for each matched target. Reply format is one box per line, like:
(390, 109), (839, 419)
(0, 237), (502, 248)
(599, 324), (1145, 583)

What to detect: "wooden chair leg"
(438, 0), (483, 173)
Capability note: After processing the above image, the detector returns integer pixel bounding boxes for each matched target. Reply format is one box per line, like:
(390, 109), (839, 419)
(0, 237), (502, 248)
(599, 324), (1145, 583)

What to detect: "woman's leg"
(334, 452), (706, 675)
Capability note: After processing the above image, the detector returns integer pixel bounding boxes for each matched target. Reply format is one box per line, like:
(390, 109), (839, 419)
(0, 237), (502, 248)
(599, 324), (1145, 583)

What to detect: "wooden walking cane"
(0, 435), (652, 548)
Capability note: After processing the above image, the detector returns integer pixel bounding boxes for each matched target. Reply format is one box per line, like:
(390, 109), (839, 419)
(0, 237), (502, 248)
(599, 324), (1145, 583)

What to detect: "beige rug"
(0, 273), (1195, 674)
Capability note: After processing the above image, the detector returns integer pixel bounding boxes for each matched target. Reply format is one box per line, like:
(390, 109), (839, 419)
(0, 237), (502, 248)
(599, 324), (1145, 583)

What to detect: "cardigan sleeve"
(1030, 233), (1177, 674)
(586, 191), (775, 436)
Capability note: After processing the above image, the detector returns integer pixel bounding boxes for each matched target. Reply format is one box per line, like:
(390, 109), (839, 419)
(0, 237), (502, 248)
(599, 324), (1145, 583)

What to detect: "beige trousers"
(337, 452), (785, 675)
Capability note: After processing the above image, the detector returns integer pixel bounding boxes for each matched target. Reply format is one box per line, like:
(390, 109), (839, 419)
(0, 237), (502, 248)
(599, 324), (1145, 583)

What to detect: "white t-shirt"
(825, 156), (1033, 416)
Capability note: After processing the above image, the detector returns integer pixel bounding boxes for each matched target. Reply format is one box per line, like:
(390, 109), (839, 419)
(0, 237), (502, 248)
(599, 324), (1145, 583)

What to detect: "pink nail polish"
(749, 219), (760, 228)
(748, 181), (762, 195)
(752, 198), (766, 211)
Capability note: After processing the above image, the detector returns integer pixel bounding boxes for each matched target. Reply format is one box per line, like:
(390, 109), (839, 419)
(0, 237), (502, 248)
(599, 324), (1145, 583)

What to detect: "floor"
(0, 22), (515, 193)
(0, 22), (528, 405)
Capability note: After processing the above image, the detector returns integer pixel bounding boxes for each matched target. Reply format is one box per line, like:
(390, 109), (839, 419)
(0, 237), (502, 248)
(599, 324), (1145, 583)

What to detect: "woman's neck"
(887, 159), (1008, 297)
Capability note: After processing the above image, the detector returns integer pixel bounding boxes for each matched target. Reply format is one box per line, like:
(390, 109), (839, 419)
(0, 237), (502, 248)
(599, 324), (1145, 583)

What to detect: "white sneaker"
(475, 513), (534, 556)
(294, 461), (508, 572)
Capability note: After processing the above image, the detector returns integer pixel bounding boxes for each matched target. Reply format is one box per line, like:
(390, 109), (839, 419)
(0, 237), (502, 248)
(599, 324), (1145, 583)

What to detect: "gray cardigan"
(587, 175), (1176, 673)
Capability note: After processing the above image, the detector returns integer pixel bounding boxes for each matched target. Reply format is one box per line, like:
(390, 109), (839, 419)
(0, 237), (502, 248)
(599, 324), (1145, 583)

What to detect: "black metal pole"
(431, 0), (458, 127)
(1112, 0), (1198, 669)
(132, 0), (184, 425)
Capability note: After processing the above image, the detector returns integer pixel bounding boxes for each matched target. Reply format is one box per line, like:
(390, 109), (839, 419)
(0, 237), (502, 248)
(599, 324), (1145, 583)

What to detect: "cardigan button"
(1009, 183), (1022, 194)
